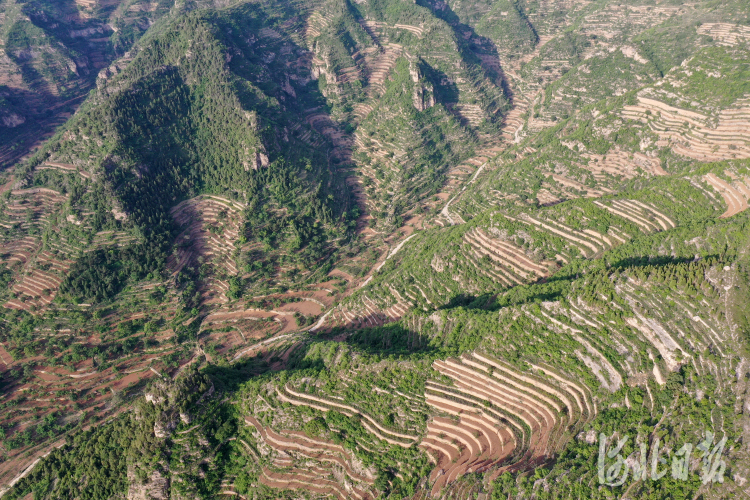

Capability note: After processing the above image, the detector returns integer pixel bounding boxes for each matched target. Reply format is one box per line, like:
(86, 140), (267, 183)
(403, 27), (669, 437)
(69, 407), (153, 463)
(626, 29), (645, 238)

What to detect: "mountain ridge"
(1, 0), (750, 498)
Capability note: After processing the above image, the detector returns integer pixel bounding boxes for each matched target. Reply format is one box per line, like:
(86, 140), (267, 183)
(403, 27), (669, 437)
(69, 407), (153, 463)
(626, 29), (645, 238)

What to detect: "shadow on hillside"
(439, 293), (497, 310)
(204, 322), (439, 392)
(215, 2), (355, 215)
(539, 254), (714, 286)
(455, 254), (717, 312)
(203, 355), (272, 392)
(204, 253), (722, 391)
(607, 254), (705, 270)
(342, 322), (436, 355)
(415, 0), (512, 101)
(1, 0), (111, 168)
(419, 61), (460, 105)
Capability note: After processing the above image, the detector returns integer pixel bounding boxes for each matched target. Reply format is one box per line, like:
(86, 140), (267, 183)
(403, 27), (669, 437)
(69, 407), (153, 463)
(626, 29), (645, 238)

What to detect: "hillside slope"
(1, 0), (750, 498)
(0, 0), (188, 168)
(5, 211), (750, 500)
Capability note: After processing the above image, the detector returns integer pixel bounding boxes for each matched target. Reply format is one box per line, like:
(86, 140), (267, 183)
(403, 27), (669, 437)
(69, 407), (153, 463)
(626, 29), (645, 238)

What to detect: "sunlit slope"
(10, 211), (748, 499)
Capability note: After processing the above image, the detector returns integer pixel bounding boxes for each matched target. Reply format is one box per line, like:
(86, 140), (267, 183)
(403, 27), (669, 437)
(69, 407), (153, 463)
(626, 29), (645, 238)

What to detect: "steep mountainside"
(1, 0), (750, 499)
(0, 0), (188, 168)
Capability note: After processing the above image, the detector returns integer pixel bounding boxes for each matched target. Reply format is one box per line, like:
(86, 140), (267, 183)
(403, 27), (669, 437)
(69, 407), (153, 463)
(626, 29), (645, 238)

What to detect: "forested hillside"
(1, 0), (750, 498)
(0, 0), (188, 168)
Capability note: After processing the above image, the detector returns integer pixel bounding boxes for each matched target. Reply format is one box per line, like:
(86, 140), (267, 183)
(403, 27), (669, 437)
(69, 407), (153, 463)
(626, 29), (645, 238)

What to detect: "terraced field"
(422, 352), (595, 495)
(622, 96), (750, 162)
(246, 415), (377, 500)
(1, 188), (69, 311)
(697, 22), (750, 46)
(318, 172), (711, 331)
(170, 195), (244, 304)
(701, 173), (750, 218)
(3, 0), (750, 499)
(221, 224), (750, 498)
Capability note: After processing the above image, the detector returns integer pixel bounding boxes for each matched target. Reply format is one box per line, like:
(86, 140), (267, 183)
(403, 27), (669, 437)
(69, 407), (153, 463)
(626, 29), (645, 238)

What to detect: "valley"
(0, 0), (750, 499)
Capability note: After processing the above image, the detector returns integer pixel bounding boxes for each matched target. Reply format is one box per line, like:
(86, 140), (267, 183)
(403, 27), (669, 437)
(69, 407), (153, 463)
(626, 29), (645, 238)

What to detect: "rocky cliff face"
(126, 367), (219, 500)
(410, 60), (436, 111)
(127, 467), (170, 500)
